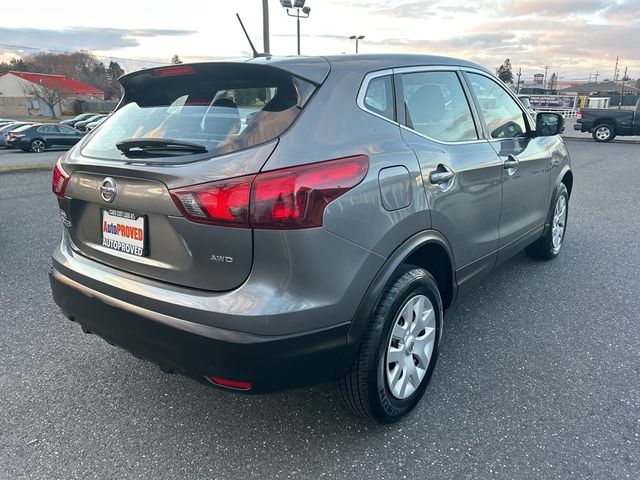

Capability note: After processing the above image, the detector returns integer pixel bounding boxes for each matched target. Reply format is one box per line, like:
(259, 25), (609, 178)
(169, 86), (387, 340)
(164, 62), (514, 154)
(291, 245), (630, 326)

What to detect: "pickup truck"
(574, 99), (640, 142)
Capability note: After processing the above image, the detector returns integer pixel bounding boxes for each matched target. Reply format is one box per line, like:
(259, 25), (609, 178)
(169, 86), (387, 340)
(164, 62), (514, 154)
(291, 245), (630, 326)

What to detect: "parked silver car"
(50, 55), (572, 422)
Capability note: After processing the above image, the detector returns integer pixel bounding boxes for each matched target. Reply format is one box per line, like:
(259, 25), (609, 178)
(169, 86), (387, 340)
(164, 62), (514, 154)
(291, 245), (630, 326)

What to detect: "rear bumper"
(50, 266), (349, 393)
(573, 123), (582, 131)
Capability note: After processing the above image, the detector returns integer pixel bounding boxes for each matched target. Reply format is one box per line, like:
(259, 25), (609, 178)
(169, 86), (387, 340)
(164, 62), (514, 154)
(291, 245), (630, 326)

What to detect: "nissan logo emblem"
(100, 177), (117, 203)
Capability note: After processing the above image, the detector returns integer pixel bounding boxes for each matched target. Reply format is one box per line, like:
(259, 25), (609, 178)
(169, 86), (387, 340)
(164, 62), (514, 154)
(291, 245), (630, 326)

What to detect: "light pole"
(281, 0), (311, 55)
(262, 0), (270, 54)
(349, 35), (365, 54)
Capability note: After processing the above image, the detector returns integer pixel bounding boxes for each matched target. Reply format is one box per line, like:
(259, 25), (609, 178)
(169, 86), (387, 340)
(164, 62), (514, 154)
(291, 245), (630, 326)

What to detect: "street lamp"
(281, 0), (311, 55)
(349, 35), (365, 54)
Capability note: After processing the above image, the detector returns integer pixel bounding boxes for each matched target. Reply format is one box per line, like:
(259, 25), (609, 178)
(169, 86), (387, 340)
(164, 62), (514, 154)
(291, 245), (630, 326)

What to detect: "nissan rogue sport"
(50, 55), (572, 423)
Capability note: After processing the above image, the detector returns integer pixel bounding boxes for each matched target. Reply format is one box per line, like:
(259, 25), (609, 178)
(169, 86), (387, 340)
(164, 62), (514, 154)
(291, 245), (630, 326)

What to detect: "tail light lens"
(251, 155), (369, 229)
(52, 159), (70, 198)
(170, 155), (368, 229)
(577, 110), (582, 120)
(170, 175), (255, 227)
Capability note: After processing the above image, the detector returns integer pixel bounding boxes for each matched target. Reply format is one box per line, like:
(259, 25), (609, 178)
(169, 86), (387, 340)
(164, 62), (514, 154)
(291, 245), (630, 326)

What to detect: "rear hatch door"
(61, 61), (327, 291)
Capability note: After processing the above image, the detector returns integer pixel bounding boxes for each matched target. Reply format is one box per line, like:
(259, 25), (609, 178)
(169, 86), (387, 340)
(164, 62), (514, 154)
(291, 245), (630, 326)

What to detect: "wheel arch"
(543, 166), (572, 236)
(335, 230), (456, 377)
(592, 119), (616, 130)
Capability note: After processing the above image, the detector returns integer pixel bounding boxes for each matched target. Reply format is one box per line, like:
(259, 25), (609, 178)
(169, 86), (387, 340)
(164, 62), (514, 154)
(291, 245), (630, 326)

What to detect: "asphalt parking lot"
(1, 140), (639, 479)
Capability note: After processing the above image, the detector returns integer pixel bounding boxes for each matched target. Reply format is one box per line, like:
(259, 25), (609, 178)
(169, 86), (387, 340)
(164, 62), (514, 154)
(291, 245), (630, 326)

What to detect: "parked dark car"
(74, 114), (107, 132)
(60, 113), (97, 127)
(8, 123), (85, 152)
(0, 122), (33, 147)
(49, 55), (572, 423)
(574, 99), (640, 142)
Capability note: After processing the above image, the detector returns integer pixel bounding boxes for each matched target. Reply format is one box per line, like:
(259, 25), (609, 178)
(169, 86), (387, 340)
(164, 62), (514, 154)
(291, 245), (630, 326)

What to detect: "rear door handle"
(429, 165), (454, 184)
(504, 154), (519, 169)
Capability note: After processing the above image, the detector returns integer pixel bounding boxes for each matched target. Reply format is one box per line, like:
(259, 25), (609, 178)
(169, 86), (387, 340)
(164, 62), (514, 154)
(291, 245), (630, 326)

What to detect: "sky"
(0, 0), (639, 82)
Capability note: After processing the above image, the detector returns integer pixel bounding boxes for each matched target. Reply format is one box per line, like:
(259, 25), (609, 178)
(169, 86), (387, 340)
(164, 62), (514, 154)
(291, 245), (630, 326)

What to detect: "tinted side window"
(401, 71), (477, 142)
(38, 125), (55, 133)
(363, 75), (395, 121)
(467, 73), (527, 139)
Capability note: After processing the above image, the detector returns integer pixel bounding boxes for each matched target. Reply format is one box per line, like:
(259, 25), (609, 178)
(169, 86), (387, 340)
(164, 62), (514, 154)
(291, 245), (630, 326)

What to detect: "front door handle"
(429, 165), (454, 184)
(504, 154), (519, 169)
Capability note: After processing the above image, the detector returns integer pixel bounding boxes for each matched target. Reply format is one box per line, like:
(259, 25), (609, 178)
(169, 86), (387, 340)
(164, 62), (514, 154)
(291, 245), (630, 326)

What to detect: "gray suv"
(50, 55), (572, 423)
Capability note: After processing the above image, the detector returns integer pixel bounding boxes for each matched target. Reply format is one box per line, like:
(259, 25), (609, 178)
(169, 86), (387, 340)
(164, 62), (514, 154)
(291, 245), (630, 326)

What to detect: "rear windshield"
(81, 64), (315, 162)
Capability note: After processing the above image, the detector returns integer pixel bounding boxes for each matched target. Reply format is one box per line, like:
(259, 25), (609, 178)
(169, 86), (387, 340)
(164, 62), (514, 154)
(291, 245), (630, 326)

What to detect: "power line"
(0, 42), (168, 65)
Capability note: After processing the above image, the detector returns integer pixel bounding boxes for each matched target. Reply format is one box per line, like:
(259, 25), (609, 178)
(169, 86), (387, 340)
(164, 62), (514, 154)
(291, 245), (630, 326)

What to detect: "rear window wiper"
(116, 138), (208, 156)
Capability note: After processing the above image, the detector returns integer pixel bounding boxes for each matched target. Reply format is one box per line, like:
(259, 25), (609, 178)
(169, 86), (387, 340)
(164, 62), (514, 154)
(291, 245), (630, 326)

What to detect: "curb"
(562, 136), (640, 144)
(0, 163), (54, 173)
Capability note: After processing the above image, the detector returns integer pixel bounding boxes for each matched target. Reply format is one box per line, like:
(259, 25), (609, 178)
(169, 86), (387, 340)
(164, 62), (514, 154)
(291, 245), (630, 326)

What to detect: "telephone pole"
(618, 66), (628, 110)
(543, 65), (549, 88)
(516, 67), (522, 93)
(613, 55), (619, 82)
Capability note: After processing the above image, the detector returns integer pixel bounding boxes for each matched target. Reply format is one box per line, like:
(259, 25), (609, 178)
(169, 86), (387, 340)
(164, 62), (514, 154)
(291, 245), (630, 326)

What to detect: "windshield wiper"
(116, 138), (208, 156)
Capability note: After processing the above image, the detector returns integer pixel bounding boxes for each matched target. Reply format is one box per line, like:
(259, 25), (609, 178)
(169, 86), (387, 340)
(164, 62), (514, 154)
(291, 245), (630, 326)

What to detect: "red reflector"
(210, 376), (252, 391)
(170, 175), (255, 227)
(153, 65), (195, 77)
(251, 155), (369, 229)
(52, 159), (70, 198)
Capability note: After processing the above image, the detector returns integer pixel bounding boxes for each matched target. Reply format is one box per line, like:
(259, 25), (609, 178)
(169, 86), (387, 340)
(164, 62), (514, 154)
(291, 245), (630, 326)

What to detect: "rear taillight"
(52, 159), (70, 198)
(577, 110), (582, 120)
(171, 175), (255, 227)
(251, 155), (369, 229)
(170, 155), (368, 229)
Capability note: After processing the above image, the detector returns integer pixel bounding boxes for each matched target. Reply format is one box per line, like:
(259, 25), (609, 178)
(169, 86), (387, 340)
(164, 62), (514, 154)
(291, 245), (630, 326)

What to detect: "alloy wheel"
(595, 126), (611, 141)
(31, 140), (45, 153)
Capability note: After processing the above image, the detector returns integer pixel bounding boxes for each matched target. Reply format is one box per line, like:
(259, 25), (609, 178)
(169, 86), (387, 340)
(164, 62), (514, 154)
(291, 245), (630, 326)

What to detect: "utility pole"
(618, 66), (628, 110)
(262, 0), (270, 54)
(613, 55), (619, 82)
(516, 67), (522, 94)
(543, 65), (549, 88)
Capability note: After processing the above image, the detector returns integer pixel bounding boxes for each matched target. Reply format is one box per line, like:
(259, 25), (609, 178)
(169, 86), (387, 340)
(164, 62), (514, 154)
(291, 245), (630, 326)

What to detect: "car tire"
(592, 123), (615, 142)
(526, 183), (569, 260)
(338, 265), (443, 423)
(30, 139), (46, 153)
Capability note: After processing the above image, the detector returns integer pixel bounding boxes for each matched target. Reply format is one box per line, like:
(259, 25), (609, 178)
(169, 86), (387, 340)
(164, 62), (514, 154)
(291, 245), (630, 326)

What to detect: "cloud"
(503, 0), (609, 16)
(0, 27), (196, 53)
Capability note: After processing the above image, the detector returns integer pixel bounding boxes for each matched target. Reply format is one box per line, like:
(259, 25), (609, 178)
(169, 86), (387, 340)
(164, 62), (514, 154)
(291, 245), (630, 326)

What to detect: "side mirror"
(536, 112), (564, 137)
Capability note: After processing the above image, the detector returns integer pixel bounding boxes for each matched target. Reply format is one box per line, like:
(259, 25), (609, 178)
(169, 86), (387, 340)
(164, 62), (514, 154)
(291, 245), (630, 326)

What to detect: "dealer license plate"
(101, 209), (146, 257)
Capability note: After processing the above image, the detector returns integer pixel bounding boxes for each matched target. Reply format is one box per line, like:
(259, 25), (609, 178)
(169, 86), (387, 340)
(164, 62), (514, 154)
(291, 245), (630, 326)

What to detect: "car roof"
(121, 54), (491, 87)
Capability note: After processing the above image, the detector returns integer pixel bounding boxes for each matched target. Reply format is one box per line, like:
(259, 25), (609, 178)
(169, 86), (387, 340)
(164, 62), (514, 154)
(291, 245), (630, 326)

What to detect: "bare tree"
(20, 80), (72, 118)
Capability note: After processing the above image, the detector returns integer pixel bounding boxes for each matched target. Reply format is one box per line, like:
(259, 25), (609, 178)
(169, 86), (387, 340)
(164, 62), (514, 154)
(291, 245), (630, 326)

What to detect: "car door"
(58, 124), (83, 145)
(396, 68), (503, 287)
(36, 125), (58, 145)
(463, 71), (552, 262)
